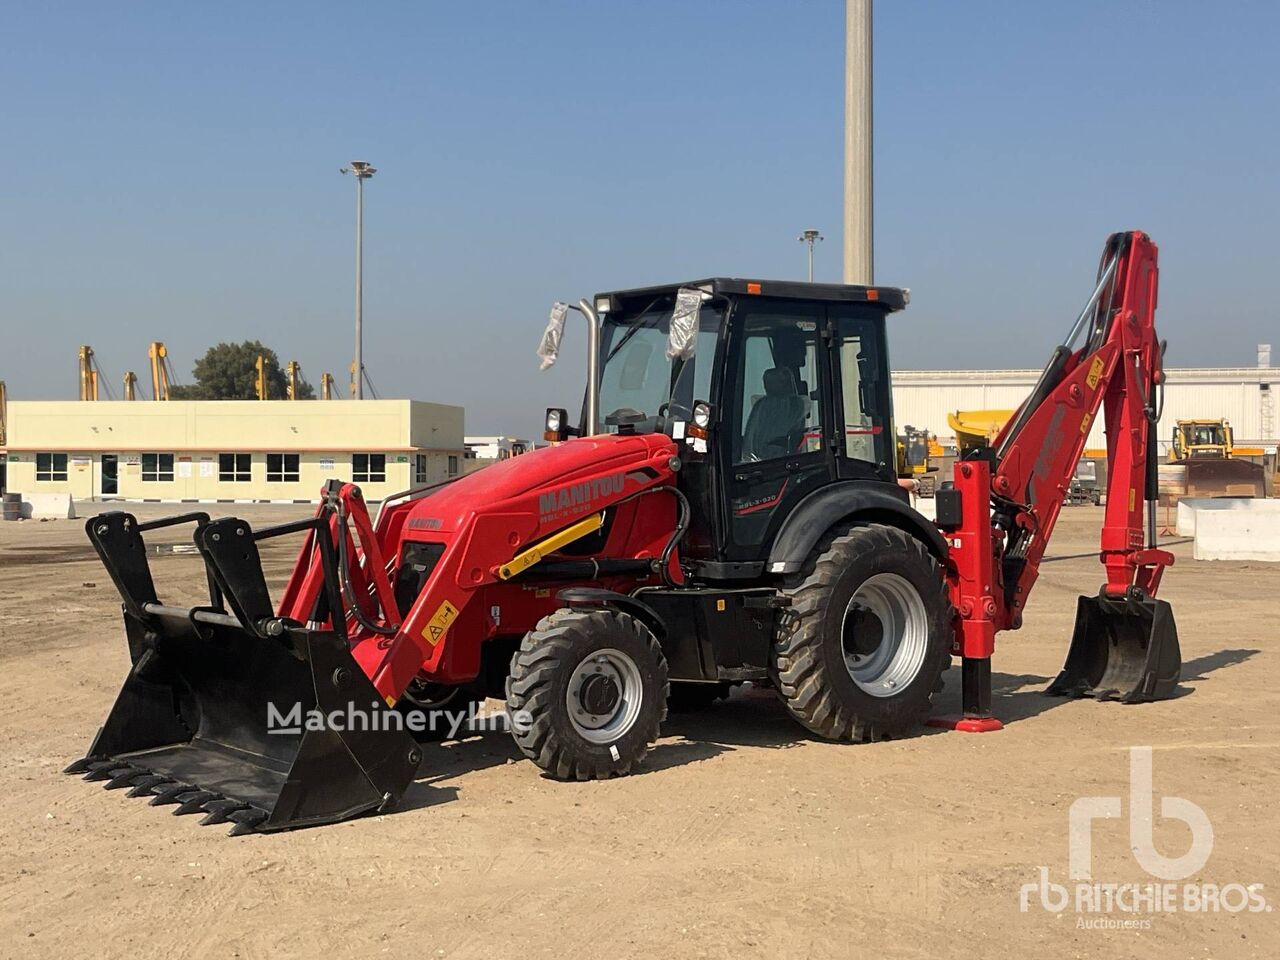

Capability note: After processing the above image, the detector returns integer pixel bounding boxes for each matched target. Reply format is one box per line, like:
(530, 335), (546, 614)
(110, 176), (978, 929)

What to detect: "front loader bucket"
(65, 511), (421, 835)
(1046, 593), (1181, 703)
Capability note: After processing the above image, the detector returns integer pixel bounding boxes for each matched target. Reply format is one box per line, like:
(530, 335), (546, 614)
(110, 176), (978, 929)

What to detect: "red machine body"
(938, 230), (1176, 726)
(276, 432), (681, 704)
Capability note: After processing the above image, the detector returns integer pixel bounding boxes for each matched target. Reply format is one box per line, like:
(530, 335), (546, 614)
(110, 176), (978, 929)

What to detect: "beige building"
(0, 399), (464, 503)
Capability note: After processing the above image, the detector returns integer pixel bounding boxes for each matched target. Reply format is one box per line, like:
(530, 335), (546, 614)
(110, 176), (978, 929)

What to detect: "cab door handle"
(734, 470), (764, 483)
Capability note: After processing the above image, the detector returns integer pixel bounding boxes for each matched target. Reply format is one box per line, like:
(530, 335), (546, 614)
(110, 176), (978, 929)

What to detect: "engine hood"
(403, 432), (679, 534)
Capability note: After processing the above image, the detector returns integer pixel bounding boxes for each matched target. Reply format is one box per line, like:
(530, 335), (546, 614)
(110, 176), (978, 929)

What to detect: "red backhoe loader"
(67, 230), (1181, 834)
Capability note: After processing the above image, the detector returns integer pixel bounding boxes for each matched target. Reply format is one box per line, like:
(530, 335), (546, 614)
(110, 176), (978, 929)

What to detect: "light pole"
(798, 229), (824, 282)
(340, 160), (376, 399)
(843, 0), (873, 284)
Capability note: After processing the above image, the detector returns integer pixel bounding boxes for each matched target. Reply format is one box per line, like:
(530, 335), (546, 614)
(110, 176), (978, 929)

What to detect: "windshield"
(596, 301), (722, 434)
(1187, 424), (1225, 446)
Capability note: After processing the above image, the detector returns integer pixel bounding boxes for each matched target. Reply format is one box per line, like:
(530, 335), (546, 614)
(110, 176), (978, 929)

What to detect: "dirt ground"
(0, 502), (1276, 959)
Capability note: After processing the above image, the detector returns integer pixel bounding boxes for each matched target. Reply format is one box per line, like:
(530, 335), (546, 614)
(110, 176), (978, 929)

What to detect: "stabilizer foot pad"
(926, 715), (1004, 733)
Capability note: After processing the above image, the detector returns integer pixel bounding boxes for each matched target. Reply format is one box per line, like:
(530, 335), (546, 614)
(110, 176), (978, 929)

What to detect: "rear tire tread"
(774, 523), (952, 742)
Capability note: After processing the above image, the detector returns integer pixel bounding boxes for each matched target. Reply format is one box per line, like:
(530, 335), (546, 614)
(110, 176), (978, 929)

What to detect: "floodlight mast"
(340, 161), (377, 399)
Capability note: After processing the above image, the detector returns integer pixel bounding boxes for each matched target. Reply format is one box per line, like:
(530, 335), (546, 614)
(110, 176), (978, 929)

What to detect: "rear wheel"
(507, 608), (668, 780)
(773, 523), (952, 741)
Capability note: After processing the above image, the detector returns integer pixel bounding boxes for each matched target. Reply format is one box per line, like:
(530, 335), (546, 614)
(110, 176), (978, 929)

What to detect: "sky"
(2, 1), (1278, 434)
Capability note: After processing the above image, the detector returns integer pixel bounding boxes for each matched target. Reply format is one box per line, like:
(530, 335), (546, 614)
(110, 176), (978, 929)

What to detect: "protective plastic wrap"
(537, 302), (569, 370)
(666, 287), (703, 362)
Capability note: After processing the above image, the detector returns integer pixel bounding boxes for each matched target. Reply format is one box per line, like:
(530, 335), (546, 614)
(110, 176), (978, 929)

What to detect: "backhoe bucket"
(1047, 593), (1181, 702)
(65, 512), (421, 835)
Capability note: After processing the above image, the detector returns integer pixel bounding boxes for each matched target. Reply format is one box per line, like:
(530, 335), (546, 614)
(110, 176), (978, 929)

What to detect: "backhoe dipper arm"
(941, 231), (1175, 726)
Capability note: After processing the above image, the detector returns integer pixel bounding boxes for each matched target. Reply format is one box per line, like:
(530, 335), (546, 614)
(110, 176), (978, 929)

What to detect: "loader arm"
(276, 440), (682, 706)
(941, 231), (1179, 726)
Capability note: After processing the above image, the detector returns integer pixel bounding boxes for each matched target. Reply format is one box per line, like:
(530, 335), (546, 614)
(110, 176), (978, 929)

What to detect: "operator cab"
(542, 279), (909, 569)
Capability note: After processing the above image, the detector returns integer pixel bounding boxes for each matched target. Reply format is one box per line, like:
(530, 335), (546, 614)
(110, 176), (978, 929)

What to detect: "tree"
(169, 341), (316, 400)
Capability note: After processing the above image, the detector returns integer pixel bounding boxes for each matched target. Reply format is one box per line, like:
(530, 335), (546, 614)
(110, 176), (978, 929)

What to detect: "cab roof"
(595, 278), (909, 313)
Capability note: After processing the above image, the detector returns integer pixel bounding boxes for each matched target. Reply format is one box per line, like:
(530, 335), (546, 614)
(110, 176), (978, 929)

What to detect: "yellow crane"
(287, 361), (301, 400)
(0, 380), (7, 446)
(321, 372), (337, 399)
(123, 371), (138, 401)
(78, 345), (99, 400)
(148, 341), (177, 400)
(255, 355), (268, 400)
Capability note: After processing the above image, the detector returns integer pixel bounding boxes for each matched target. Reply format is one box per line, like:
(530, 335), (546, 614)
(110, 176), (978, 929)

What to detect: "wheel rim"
(565, 647), (644, 744)
(841, 572), (929, 698)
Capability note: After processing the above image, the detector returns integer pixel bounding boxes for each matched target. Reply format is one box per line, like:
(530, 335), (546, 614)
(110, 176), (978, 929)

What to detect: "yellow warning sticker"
(1086, 356), (1105, 390)
(1080, 412), (1092, 435)
(422, 600), (459, 646)
(1129, 488), (1136, 511)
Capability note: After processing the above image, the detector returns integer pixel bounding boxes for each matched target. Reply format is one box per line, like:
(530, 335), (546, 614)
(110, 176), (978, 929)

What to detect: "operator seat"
(742, 367), (807, 461)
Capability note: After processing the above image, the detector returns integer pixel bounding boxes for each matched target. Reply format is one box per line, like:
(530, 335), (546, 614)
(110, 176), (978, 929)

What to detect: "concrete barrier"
(1177, 497), (1280, 537)
(1193, 505), (1280, 562)
(18, 492), (77, 520)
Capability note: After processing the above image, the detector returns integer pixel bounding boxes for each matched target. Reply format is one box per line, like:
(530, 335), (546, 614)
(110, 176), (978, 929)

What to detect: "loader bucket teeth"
(125, 775), (172, 798)
(226, 808), (270, 837)
(105, 768), (150, 790)
(149, 783), (196, 806)
(198, 799), (251, 826)
(1047, 593), (1182, 703)
(174, 791), (222, 816)
(83, 761), (134, 782)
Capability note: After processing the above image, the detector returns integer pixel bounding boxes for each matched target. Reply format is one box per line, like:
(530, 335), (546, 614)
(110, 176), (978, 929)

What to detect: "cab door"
(827, 304), (895, 482)
(721, 299), (835, 561)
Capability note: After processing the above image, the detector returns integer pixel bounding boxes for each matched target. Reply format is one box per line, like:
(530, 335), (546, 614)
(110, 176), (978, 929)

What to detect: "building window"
(141, 453), (175, 482)
(353, 453), (386, 483)
(36, 453), (69, 481)
(448, 455), (459, 476)
(266, 453), (300, 483)
(415, 453), (428, 484)
(219, 453), (251, 482)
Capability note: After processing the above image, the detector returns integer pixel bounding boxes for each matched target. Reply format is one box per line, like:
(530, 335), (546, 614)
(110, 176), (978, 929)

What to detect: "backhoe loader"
(67, 231), (1181, 834)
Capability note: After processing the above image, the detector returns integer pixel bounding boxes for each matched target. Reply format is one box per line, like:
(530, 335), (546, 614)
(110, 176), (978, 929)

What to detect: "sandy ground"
(0, 502), (1276, 959)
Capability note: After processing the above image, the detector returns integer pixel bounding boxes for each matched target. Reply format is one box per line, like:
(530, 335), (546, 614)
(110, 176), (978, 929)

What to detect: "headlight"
(546, 409), (562, 433)
(692, 402), (712, 429)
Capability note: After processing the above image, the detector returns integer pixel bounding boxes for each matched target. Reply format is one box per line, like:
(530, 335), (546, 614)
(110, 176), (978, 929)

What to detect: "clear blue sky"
(2, 1), (1277, 433)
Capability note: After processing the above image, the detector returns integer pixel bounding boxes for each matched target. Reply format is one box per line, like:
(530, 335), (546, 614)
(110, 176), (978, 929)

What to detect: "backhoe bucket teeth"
(66, 511), (422, 835)
(1047, 593), (1181, 703)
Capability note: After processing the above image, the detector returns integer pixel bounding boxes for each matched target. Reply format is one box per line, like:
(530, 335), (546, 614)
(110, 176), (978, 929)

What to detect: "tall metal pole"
(354, 174), (363, 399)
(798, 229), (824, 282)
(843, 0), (873, 284)
(342, 161), (376, 399)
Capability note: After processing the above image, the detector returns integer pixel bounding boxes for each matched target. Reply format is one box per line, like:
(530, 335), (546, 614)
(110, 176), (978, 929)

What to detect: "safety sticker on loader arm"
(1086, 356), (1105, 390)
(423, 600), (460, 646)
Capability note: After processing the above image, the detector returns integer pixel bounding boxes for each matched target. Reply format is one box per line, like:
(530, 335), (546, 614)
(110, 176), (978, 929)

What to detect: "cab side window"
(733, 313), (822, 464)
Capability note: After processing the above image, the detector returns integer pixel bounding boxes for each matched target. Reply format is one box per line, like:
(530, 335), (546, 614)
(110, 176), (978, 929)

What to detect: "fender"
(556, 587), (668, 641)
(766, 480), (948, 575)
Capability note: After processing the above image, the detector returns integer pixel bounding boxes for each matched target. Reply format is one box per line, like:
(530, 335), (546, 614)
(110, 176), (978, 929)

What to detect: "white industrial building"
(893, 358), (1278, 453)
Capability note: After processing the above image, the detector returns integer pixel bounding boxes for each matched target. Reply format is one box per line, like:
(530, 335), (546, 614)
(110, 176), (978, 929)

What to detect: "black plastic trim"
(765, 480), (948, 575)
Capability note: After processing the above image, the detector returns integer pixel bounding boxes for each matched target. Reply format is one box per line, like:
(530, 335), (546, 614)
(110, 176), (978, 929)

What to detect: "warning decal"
(422, 600), (460, 646)
(1086, 356), (1105, 390)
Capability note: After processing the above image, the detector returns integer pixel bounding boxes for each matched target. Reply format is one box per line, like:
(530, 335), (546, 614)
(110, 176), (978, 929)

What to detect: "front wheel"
(506, 608), (668, 780)
(773, 523), (952, 741)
